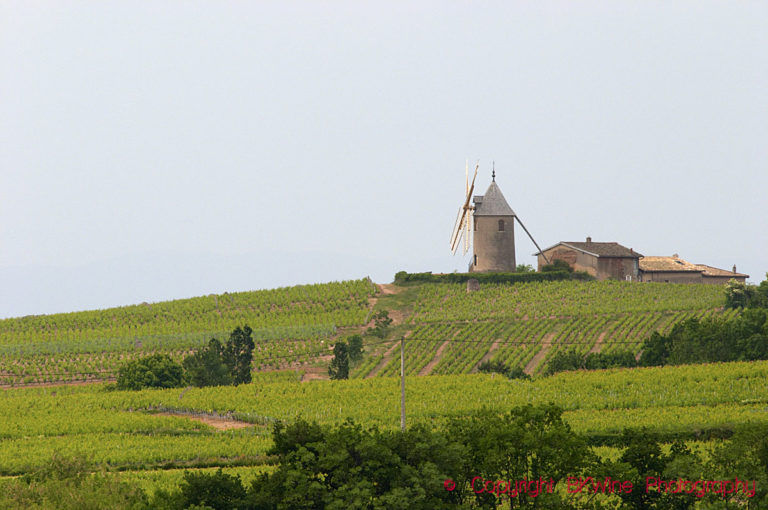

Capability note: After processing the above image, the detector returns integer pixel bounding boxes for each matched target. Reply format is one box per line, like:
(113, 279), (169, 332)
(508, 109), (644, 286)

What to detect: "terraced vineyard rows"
(358, 281), (729, 377)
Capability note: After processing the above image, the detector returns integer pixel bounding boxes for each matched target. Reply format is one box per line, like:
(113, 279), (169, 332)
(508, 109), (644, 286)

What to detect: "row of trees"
(639, 309), (768, 366)
(116, 326), (255, 390)
(545, 350), (637, 375)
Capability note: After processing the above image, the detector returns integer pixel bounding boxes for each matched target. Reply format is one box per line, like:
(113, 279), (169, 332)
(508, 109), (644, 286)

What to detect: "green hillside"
(0, 279), (728, 385)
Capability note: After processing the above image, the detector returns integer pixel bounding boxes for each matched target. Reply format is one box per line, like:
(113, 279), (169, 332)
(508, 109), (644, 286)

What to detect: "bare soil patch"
(376, 284), (402, 295)
(365, 339), (402, 378)
(524, 333), (555, 375)
(589, 332), (608, 354)
(156, 411), (253, 431)
(418, 339), (452, 376)
(474, 339), (502, 372)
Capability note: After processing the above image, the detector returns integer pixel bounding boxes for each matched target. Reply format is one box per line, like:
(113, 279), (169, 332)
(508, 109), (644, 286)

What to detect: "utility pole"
(400, 336), (406, 431)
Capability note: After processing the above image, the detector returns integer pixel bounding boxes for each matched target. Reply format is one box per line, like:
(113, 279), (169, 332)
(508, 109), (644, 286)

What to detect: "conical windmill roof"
(473, 181), (516, 216)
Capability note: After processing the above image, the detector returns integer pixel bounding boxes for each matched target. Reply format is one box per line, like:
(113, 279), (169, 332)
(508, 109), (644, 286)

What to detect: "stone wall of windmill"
(470, 214), (516, 272)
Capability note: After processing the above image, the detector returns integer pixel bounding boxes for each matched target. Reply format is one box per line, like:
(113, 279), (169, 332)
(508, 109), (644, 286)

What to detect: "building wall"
(537, 247), (598, 277)
(597, 257), (639, 281)
(471, 215), (516, 272)
(640, 271), (702, 284)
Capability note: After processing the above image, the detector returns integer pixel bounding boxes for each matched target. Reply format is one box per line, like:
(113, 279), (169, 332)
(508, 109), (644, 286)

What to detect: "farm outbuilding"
(638, 255), (749, 284)
(535, 237), (642, 281)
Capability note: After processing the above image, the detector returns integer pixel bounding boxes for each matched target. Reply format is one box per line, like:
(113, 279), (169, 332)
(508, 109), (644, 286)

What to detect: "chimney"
(630, 248), (634, 254)
(673, 253), (679, 259)
(586, 236), (592, 244)
(733, 265), (737, 273)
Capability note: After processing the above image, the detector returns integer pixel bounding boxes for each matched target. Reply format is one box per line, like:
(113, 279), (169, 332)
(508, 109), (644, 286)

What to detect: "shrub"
(116, 354), (185, 391)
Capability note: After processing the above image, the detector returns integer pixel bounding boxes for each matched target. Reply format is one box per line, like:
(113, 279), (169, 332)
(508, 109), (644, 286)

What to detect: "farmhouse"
(535, 238), (642, 281)
(638, 255), (749, 284)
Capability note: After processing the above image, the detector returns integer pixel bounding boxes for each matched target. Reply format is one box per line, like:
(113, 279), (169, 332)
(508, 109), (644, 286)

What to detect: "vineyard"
(2, 362), (768, 484)
(0, 279), (375, 385)
(357, 280), (728, 377)
(0, 276), (758, 496)
(0, 278), (730, 384)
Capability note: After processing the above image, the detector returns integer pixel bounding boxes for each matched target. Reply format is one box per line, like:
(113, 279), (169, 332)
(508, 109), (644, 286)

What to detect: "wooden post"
(400, 336), (406, 431)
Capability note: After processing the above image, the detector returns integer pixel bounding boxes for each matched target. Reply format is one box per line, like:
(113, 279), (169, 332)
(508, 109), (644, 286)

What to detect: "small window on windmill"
(498, 220), (505, 231)
(474, 217), (478, 231)
(474, 254), (477, 266)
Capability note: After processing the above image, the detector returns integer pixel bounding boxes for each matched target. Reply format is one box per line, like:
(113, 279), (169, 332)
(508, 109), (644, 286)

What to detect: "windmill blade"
(463, 208), (472, 255)
(514, 216), (551, 265)
(450, 161), (479, 255)
(449, 206), (468, 254)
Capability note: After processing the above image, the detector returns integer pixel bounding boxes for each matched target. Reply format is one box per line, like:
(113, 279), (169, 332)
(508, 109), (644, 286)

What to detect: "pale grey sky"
(1, 1), (766, 318)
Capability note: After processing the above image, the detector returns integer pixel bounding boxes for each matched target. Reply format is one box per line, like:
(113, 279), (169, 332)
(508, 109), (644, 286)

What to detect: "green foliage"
(448, 404), (594, 508)
(182, 326), (256, 388)
(516, 263), (535, 273)
(223, 326), (255, 386)
(394, 269), (591, 285)
(639, 309), (768, 366)
(368, 310), (393, 338)
(116, 354), (185, 391)
(183, 338), (232, 387)
(726, 274), (768, 309)
(541, 258), (574, 273)
(175, 469), (248, 510)
(1, 453), (148, 510)
(346, 334), (363, 363)
(477, 360), (531, 380)
(328, 341), (349, 380)
(546, 349), (637, 375)
(606, 429), (703, 509)
(250, 418), (471, 509)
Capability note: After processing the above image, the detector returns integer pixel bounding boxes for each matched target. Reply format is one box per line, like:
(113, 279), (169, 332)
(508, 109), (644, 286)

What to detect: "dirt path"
(156, 412), (253, 431)
(524, 333), (555, 375)
(418, 339), (452, 376)
(474, 339), (502, 372)
(377, 283), (402, 295)
(589, 332), (608, 354)
(365, 339), (402, 378)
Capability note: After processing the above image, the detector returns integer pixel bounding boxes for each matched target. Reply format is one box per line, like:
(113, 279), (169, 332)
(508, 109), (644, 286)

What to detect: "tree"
(346, 334), (363, 363)
(223, 326), (255, 385)
(116, 354), (185, 391)
(328, 342), (349, 380)
(448, 404), (594, 508)
(368, 310), (393, 338)
(250, 418), (469, 509)
(183, 338), (232, 387)
(516, 264), (535, 273)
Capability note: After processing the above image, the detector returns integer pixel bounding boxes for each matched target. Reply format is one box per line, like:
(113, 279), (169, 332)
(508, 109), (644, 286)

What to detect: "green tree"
(328, 341), (349, 380)
(448, 404), (594, 508)
(368, 310), (393, 338)
(516, 263), (535, 273)
(223, 326), (255, 385)
(346, 334), (364, 363)
(116, 354), (185, 391)
(183, 338), (232, 387)
(249, 418), (469, 509)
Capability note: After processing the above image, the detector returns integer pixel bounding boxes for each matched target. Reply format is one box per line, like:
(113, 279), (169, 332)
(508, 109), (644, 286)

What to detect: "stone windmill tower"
(450, 163), (548, 273)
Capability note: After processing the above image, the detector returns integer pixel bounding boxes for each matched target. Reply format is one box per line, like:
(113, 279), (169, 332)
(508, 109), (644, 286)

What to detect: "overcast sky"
(1, 1), (766, 318)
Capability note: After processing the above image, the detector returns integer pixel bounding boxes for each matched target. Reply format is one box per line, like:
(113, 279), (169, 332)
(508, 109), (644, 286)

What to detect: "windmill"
(450, 162), (550, 271)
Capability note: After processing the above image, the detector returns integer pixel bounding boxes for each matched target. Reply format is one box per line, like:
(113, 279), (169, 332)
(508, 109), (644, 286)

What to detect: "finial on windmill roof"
(492, 161), (495, 181)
